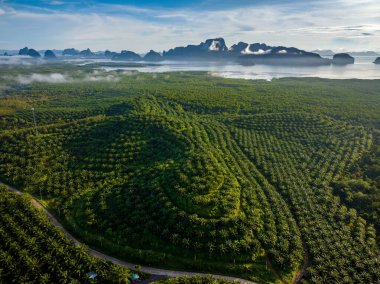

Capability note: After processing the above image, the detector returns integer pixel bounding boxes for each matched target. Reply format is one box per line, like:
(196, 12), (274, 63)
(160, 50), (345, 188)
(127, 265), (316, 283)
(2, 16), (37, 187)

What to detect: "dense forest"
(0, 63), (379, 283)
(0, 185), (131, 283)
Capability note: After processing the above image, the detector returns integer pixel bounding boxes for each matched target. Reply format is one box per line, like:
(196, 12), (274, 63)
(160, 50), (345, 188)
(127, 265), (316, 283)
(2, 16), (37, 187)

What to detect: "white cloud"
(4, 71), (121, 84)
(0, 55), (35, 65)
(49, 1), (64, 5)
(0, 1), (379, 52)
(253, 49), (272, 55)
(16, 73), (68, 84)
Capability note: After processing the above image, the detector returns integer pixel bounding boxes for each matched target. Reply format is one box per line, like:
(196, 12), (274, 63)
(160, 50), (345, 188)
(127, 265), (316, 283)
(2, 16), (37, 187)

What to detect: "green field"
(0, 64), (379, 283)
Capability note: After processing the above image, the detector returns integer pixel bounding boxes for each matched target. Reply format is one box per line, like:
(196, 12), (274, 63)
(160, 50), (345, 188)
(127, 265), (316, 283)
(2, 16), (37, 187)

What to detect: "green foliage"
(0, 66), (380, 283)
(332, 130), (380, 237)
(0, 186), (131, 283)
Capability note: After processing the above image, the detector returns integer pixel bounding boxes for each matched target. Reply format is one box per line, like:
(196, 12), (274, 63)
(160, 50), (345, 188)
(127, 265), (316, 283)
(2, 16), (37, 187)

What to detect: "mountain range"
(312, 49), (380, 57)
(2, 38), (378, 66)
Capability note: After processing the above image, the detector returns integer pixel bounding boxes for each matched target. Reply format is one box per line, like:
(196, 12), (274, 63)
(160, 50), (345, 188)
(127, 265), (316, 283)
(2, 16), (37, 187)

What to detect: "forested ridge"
(0, 65), (379, 283)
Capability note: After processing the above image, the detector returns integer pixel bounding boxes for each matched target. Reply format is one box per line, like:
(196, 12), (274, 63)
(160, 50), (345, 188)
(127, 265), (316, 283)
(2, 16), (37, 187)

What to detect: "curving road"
(0, 181), (257, 284)
(294, 242), (309, 284)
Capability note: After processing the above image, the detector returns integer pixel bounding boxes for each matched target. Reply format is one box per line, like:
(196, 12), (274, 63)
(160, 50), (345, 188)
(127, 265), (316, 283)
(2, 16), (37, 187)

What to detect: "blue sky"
(0, 0), (379, 52)
(4, 0), (296, 10)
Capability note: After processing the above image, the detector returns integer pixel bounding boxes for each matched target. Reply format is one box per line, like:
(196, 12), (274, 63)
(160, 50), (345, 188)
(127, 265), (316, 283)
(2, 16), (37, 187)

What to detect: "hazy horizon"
(1, 43), (380, 55)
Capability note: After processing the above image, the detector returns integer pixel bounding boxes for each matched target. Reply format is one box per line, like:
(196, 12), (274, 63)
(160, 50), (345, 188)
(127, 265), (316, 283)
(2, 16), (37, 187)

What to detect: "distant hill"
(79, 48), (95, 57)
(44, 50), (57, 59)
(236, 43), (331, 66)
(311, 49), (335, 56)
(18, 47), (41, 58)
(332, 53), (355, 65)
(161, 38), (331, 65)
(0, 49), (18, 55)
(144, 50), (163, 61)
(112, 50), (141, 61)
(163, 38), (229, 60)
(312, 49), (380, 57)
(14, 38), (379, 66)
(348, 51), (379, 56)
(63, 48), (80, 56)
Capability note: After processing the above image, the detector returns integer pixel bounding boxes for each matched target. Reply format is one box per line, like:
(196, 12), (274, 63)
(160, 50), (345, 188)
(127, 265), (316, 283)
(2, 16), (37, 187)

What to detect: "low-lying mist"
(2, 70), (122, 84)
